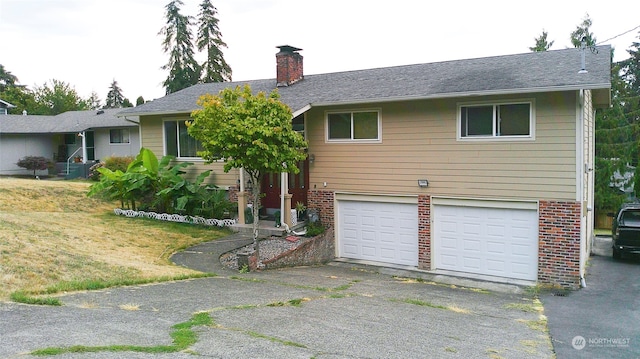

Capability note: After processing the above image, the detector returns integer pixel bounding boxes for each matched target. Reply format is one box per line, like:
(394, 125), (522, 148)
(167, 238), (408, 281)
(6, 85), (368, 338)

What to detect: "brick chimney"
(276, 45), (303, 87)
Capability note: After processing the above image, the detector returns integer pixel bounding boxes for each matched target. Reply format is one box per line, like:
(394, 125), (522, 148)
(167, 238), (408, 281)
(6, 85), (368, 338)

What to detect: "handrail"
(66, 147), (83, 175)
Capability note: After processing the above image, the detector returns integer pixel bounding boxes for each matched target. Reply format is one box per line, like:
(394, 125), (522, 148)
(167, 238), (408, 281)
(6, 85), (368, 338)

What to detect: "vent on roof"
(96, 109), (105, 115)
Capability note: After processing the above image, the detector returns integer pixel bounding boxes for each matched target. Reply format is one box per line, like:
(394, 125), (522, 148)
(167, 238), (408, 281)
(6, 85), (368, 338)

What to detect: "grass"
(30, 312), (213, 356)
(0, 178), (230, 302)
(392, 298), (471, 313)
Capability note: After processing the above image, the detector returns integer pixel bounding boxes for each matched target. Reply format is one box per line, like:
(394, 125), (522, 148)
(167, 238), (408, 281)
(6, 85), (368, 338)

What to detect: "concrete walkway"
(170, 233), (253, 273)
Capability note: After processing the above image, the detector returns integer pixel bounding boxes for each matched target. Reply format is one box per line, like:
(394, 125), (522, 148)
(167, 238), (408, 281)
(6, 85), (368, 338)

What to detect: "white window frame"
(162, 119), (204, 160)
(457, 99), (535, 141)
(325, 109), (382, 143)
(109, 128), (130, 144)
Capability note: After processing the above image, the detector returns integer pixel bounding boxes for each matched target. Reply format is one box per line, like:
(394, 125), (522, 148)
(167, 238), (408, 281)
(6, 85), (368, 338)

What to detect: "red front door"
(261, 160), (309, 211)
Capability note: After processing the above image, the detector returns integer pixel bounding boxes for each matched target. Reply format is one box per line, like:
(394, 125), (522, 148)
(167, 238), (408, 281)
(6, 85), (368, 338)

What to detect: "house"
(0, 108), (140, 177)
(119, 45), (611, 289)
(0, 98), (16, 115)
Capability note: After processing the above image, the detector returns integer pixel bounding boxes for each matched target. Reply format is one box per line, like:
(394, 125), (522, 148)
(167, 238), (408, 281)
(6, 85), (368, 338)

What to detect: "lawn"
(0, 178), (230, 301)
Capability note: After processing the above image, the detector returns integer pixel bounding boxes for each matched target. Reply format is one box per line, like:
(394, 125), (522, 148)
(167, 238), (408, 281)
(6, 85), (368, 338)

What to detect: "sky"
(1, 0), (639, 104)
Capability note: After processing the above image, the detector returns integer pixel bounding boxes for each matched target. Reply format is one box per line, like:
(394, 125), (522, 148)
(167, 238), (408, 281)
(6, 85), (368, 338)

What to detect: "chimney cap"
(276, 45), (302, 54)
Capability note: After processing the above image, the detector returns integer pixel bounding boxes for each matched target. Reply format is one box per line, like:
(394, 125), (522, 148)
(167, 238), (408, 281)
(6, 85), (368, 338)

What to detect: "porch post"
(284, 193), (293, 227)
(80, 131), (87, 164)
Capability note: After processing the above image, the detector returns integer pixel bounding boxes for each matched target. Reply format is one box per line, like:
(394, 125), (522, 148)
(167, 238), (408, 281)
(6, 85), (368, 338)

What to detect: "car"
(612, 203), (640, 259)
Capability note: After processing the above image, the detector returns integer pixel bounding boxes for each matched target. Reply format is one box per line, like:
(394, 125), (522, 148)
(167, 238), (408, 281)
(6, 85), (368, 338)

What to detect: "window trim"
(162, 118), (204, 160)
(325, 108), (382, 143)
(457, 99), (535, 141)
(109, 128), (130, 144)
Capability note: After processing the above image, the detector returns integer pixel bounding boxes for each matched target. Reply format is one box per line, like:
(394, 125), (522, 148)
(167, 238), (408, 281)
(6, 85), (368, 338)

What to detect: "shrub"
(88, 148), (234, 219)
(89, 156), (134, 181)
(104, 156), (134, 173)
(16, 156), (53, 177)
(305, 221), (325, 237)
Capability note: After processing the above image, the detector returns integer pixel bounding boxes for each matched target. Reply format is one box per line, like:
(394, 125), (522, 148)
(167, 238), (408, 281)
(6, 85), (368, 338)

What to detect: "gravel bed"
(220, 235), (311, 270)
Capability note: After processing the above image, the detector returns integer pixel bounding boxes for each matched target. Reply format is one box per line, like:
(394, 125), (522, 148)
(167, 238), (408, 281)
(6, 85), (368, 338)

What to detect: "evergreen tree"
(105, 79), (126, 108)
(0, 64), (18, 92)
(570, 14), (597, 48)
(159, 0), (201, 94)
(196, 0), (232, 82)
(136, 96), (145, 106)
(87, 91), (102, 110)
(530, 30), (554, 52)
(620, 34), (640, 196)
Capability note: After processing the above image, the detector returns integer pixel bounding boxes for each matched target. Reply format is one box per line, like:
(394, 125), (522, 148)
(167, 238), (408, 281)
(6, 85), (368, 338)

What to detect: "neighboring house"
(0, 98), (16, 115)
(0, 108), (140, 176)
(119, 45), (611, 289)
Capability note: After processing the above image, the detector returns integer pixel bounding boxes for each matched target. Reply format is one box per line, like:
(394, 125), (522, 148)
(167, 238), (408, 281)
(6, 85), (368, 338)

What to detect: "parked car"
(612, 203), (640, 259)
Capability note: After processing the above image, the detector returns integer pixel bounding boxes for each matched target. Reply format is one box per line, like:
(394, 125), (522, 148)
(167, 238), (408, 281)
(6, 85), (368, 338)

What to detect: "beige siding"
(306, 92), (578, 201)
(139, 114), (239, 187)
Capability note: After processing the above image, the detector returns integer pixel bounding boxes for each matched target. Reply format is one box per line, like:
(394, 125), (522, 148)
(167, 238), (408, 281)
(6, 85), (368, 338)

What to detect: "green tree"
(570, 14), (597, 48)
(0, 86), (38, 115)
(0, 64), (18, 92)
(105, 79), (126, 108)
(86, 91), (102, 110)
(620, 34), (640, 196)
(595, 56), (631, 211)
(136, 96), (145, 106)
(159, 0), (201, 94)
(196, 0), (232, 82)
(188, 85), (308, 261)
(33, 79), (88, 115)
(530, 30), (554, 52)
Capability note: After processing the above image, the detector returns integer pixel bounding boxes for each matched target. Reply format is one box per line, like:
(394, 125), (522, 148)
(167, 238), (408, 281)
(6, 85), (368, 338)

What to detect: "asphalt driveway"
(0, 262), (552, 358)
(542, 236), (640, 358)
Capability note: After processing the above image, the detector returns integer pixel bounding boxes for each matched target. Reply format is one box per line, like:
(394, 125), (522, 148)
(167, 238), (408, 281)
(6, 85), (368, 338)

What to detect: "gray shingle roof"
(0, 108), (138, 134)
(119, 45), (612, 117)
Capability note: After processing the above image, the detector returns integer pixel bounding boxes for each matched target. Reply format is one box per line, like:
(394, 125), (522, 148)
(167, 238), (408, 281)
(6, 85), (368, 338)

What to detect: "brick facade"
(418, 195), (431, 269)
(538, 200), (582, 289)
(307, 190), (335, 228)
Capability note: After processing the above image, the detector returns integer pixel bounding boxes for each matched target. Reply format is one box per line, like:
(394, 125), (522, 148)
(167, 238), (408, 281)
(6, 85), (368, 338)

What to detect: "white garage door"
(434, 203), (538, 281)
(338, 199), (418, 266)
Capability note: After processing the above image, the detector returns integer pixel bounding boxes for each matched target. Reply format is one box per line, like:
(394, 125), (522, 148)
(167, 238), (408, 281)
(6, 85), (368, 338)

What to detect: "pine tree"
(529, 30), (554, 52)
(570, 14), (597, 48)
(159, 0), (201, 94)
(196, 0), (232, 82)
(105, 79), (126, 108)
(0, 64), (18, 92)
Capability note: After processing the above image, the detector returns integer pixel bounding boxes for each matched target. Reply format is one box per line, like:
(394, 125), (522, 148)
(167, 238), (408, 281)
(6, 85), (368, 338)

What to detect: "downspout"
(280, 171), (286, 227)
(578, 89), (587, 288)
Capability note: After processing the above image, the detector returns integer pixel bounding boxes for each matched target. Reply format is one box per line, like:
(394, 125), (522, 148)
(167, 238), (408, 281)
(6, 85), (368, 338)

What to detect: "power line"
(597, 25), (640, 46)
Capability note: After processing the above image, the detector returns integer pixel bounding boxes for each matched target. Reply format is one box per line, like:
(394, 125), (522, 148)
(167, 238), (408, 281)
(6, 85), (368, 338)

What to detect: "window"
(109, 129), (130, 144)
(164, 120), (203, 158)
(459, 101), (533, 139)
(327, 110), (380, 142)
(292, 114), (305, 139)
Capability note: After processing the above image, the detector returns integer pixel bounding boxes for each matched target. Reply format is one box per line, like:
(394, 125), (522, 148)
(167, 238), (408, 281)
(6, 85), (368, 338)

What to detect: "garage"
(337, 195), (418, 267)
(433, 199), (538, 281)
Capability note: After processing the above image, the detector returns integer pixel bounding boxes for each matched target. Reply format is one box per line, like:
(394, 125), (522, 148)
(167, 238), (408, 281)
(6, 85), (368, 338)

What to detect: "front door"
(261, 159), (309, 212)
